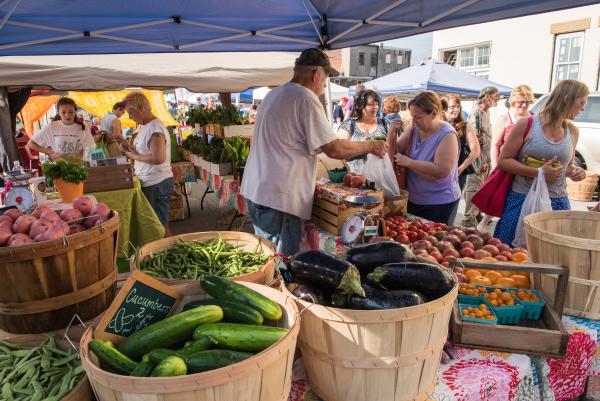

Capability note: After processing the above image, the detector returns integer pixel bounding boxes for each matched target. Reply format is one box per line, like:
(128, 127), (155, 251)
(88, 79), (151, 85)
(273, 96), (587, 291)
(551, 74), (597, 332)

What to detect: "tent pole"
(325, 78), (333, 127)
(0, 87), (19, 172)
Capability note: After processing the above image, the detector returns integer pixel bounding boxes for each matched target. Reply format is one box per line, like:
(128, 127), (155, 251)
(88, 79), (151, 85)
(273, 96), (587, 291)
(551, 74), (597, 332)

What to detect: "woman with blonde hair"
(119, 91), (173, 235)
(392, 91), (460, 224)
(477, 84), (534, 232)
(383, 96), (402, 123)
(493, 80), (588, 245)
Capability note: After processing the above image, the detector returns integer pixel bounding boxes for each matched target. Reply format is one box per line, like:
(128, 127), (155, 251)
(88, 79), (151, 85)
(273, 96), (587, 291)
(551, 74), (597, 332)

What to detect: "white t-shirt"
(241, 82), (337, 220)
(32, 121), (95, 154)
(100, 112), (118, 133)
(133, 119), (173, 187)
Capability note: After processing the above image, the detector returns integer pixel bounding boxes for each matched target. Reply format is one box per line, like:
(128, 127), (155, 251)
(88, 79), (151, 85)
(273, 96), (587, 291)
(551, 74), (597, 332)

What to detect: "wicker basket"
(80, 281), (299, 401)
(525, 210), (600, 319)
(283, 279), (458, 401)
(566, 172), (598, 201)
(131, 231), (276, 286)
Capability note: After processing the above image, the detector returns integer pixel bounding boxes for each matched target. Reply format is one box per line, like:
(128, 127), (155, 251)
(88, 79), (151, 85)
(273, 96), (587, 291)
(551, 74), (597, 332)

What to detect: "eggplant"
(346, 241), (416, 275)
(289, 250), (365, 297)
(332, 283), (426, 310)
(292, 284), (330, 305)
(366, 262), (455, 300)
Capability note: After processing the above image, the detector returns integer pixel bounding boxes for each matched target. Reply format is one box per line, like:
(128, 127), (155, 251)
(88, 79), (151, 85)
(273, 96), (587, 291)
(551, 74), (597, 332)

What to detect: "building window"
(397, 55), (403, 65)
(552, 32), (584, 85)
(477, 45), (490, 65)
(443, 43), (490, 69)
(370, 53), (377, 67)
(358, 52), (365, 66)
(385, 54), (391, 64)
(459, 48), (475, 67)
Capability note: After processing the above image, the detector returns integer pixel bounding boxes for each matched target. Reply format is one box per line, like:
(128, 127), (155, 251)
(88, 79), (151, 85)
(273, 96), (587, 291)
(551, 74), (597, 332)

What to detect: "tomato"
(386, 230), (397, 237)
(407, 231), (418, 242)
(416, 229), (426, 240)
(396, 234), (410, 244)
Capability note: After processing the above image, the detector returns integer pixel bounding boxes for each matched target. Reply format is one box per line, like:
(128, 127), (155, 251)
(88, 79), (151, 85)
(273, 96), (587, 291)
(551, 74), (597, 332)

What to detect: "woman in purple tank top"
(393, 91), (461, 224)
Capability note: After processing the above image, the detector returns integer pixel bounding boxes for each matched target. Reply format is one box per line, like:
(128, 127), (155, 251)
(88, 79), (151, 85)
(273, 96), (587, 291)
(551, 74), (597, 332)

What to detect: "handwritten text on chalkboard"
(106, 281), (176, 337)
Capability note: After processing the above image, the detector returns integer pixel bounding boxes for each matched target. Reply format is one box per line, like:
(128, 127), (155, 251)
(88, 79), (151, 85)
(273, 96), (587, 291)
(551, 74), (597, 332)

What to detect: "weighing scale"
(340, 195), (384, 245)
(2, 170), (40, 212)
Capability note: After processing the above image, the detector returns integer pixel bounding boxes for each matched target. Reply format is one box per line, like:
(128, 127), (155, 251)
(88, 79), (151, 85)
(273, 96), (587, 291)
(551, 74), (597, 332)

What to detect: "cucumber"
(193, 323), (287, 352)
(118, 305), (223, 360)
(151, 356), (187, 377)
(184, 350), (253, 373)
(201, 276), (282, 320)
(90, 339), (138, 375)
(130, 354), (155, 377)
(183, 299), (264, 325)
(148, 349), (179, 364)
(148, 336), (214, 364)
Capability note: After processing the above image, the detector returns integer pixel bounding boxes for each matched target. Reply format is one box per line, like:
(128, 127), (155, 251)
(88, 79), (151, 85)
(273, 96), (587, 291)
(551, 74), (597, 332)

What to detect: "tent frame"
(0, 0), (487, 52)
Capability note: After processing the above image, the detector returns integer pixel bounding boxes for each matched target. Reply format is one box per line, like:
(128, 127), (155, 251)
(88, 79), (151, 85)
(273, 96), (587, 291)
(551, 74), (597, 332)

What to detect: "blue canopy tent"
(350, 59), (513, 97)
(0, 0), (596, 56)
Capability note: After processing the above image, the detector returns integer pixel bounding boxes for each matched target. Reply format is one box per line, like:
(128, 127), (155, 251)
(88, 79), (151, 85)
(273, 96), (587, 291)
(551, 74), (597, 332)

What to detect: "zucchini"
(151, 356), (187, 377)
(183, 299), (264, 325)
(367, 262), (455, 300)
(193, 323), (287, 352)
(332, 284), (426, 310)
(346, 242), (416, 275)
(90, 339), (138, 375)
(148, 336), (214, 364)
(118, 305), (223, 360)
(130, 354), (155, 377)
(201, 276), (282, 320)
(288, 250), (365, 297)
(184, 350), (253, 373)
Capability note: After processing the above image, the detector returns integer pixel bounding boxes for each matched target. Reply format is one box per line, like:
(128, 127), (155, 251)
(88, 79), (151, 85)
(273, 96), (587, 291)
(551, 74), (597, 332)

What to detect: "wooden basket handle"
(450, 259), (569, 317)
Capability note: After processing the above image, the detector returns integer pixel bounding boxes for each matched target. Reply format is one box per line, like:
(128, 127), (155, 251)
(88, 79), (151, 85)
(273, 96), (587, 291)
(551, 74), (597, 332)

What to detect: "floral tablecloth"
(198, 168), (247, 215)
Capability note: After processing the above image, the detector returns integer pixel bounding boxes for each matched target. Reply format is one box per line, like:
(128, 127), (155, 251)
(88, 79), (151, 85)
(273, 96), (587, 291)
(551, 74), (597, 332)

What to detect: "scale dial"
(4, 187), (35, 211)
(341, 214), (364, 244)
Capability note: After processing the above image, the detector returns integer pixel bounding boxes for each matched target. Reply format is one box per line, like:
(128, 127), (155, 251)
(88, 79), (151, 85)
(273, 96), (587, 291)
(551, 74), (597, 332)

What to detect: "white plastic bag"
(513, 168), (552, 248)
(363, 154), (400, 197)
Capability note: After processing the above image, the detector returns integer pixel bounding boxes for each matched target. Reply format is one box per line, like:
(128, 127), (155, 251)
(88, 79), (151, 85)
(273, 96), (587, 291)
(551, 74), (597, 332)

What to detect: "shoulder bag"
(471, 116), (533, 218)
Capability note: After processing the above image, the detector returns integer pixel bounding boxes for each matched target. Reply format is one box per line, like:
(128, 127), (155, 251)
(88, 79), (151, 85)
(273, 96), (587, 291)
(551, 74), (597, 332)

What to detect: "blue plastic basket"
(459, 304), (497, 325)
(509, 289), (545, 320)
(482, 296), (524, 325)
(458, 285), (490, 305)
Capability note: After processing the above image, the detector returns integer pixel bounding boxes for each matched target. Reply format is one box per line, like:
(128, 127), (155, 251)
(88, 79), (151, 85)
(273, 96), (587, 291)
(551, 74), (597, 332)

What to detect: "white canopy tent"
(0, 52), (298, 92)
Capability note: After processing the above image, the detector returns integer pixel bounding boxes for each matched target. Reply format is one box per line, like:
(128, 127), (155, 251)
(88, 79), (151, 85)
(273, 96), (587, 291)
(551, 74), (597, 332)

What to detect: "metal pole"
(325, 77), (333, 128)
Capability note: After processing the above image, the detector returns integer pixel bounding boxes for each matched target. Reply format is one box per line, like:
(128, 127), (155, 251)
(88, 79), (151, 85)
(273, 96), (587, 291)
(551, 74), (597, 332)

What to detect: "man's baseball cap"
(479, 86), (500, 100)
(295, 48), (339, 77)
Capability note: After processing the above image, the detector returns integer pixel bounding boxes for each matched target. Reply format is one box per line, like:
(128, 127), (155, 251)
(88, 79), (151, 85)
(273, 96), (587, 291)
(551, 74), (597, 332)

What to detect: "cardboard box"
(224, 125), (254, 137)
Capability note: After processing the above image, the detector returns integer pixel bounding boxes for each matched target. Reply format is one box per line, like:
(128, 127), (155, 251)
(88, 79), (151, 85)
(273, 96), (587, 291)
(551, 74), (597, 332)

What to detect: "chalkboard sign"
(94, 271), (183, 343)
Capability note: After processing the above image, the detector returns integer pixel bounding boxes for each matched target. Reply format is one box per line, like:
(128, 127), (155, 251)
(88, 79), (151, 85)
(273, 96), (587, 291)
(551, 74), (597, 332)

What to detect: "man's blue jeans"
(246, 199), (302, 256)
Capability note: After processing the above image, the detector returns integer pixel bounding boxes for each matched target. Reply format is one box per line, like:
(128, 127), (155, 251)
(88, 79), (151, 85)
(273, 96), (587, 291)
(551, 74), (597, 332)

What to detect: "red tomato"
(407, 231), (418, 242)
(416, 229), (426, 240)
(386, 230), (397, 237)
(396, 234), (410, 244)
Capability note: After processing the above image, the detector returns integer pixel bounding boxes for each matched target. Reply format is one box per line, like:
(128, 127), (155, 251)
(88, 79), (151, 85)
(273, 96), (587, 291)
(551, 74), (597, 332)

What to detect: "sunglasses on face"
(515, 101), (531, 106)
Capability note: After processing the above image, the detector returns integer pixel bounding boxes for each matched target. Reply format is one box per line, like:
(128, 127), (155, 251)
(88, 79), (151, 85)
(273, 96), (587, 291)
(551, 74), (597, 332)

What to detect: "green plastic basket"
(482, 296), (524, 325)
(510, 289), (545, 320)
(459, 304), (497, 325)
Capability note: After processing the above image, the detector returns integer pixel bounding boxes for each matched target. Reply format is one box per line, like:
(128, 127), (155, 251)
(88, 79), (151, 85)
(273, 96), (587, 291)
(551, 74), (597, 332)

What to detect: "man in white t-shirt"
(241, 49), (387, 256)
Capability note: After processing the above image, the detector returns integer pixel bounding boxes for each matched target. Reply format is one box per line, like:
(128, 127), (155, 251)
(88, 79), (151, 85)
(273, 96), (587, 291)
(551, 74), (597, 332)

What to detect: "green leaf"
(41, 158), (89, 186)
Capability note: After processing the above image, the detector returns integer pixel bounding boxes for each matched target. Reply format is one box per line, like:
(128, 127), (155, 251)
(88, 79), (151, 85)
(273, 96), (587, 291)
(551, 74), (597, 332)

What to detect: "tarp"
(330, 83), (349, 102)
(20, 95), (58, 135)
(0, 53), (297, 92)
(68, 90), (178, 128)
(239, 87), (271, 102)
(0, 1), (596, 55)
(350, 59), (513, 97)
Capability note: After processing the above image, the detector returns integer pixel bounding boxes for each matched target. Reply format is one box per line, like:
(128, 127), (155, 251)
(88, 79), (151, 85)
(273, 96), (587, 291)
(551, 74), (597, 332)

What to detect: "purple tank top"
(407, 121), (461, 205)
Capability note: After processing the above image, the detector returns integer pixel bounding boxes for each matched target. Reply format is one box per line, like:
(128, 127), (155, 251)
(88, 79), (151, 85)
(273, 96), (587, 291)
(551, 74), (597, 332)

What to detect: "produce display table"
(89, 176), (164, 257)
(197, 167), (248, 229)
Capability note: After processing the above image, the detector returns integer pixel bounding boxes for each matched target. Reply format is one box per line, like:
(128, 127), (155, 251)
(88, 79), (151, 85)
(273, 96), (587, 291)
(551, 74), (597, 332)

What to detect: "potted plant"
(224, 136), (250, 182)
(42, 158), (89, 202)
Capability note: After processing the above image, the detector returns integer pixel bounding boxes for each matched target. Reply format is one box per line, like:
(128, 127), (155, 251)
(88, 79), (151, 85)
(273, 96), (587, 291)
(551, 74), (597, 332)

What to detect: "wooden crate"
(168, 192), (184, 221)
(450, 259), (569, 358)
(84, 164), (134, 193)
(311, 183), (383, 235)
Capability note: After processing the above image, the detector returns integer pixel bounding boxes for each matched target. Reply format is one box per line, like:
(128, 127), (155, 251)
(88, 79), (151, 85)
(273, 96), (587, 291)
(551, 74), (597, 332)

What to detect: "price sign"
(94, 271), (182, 343)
